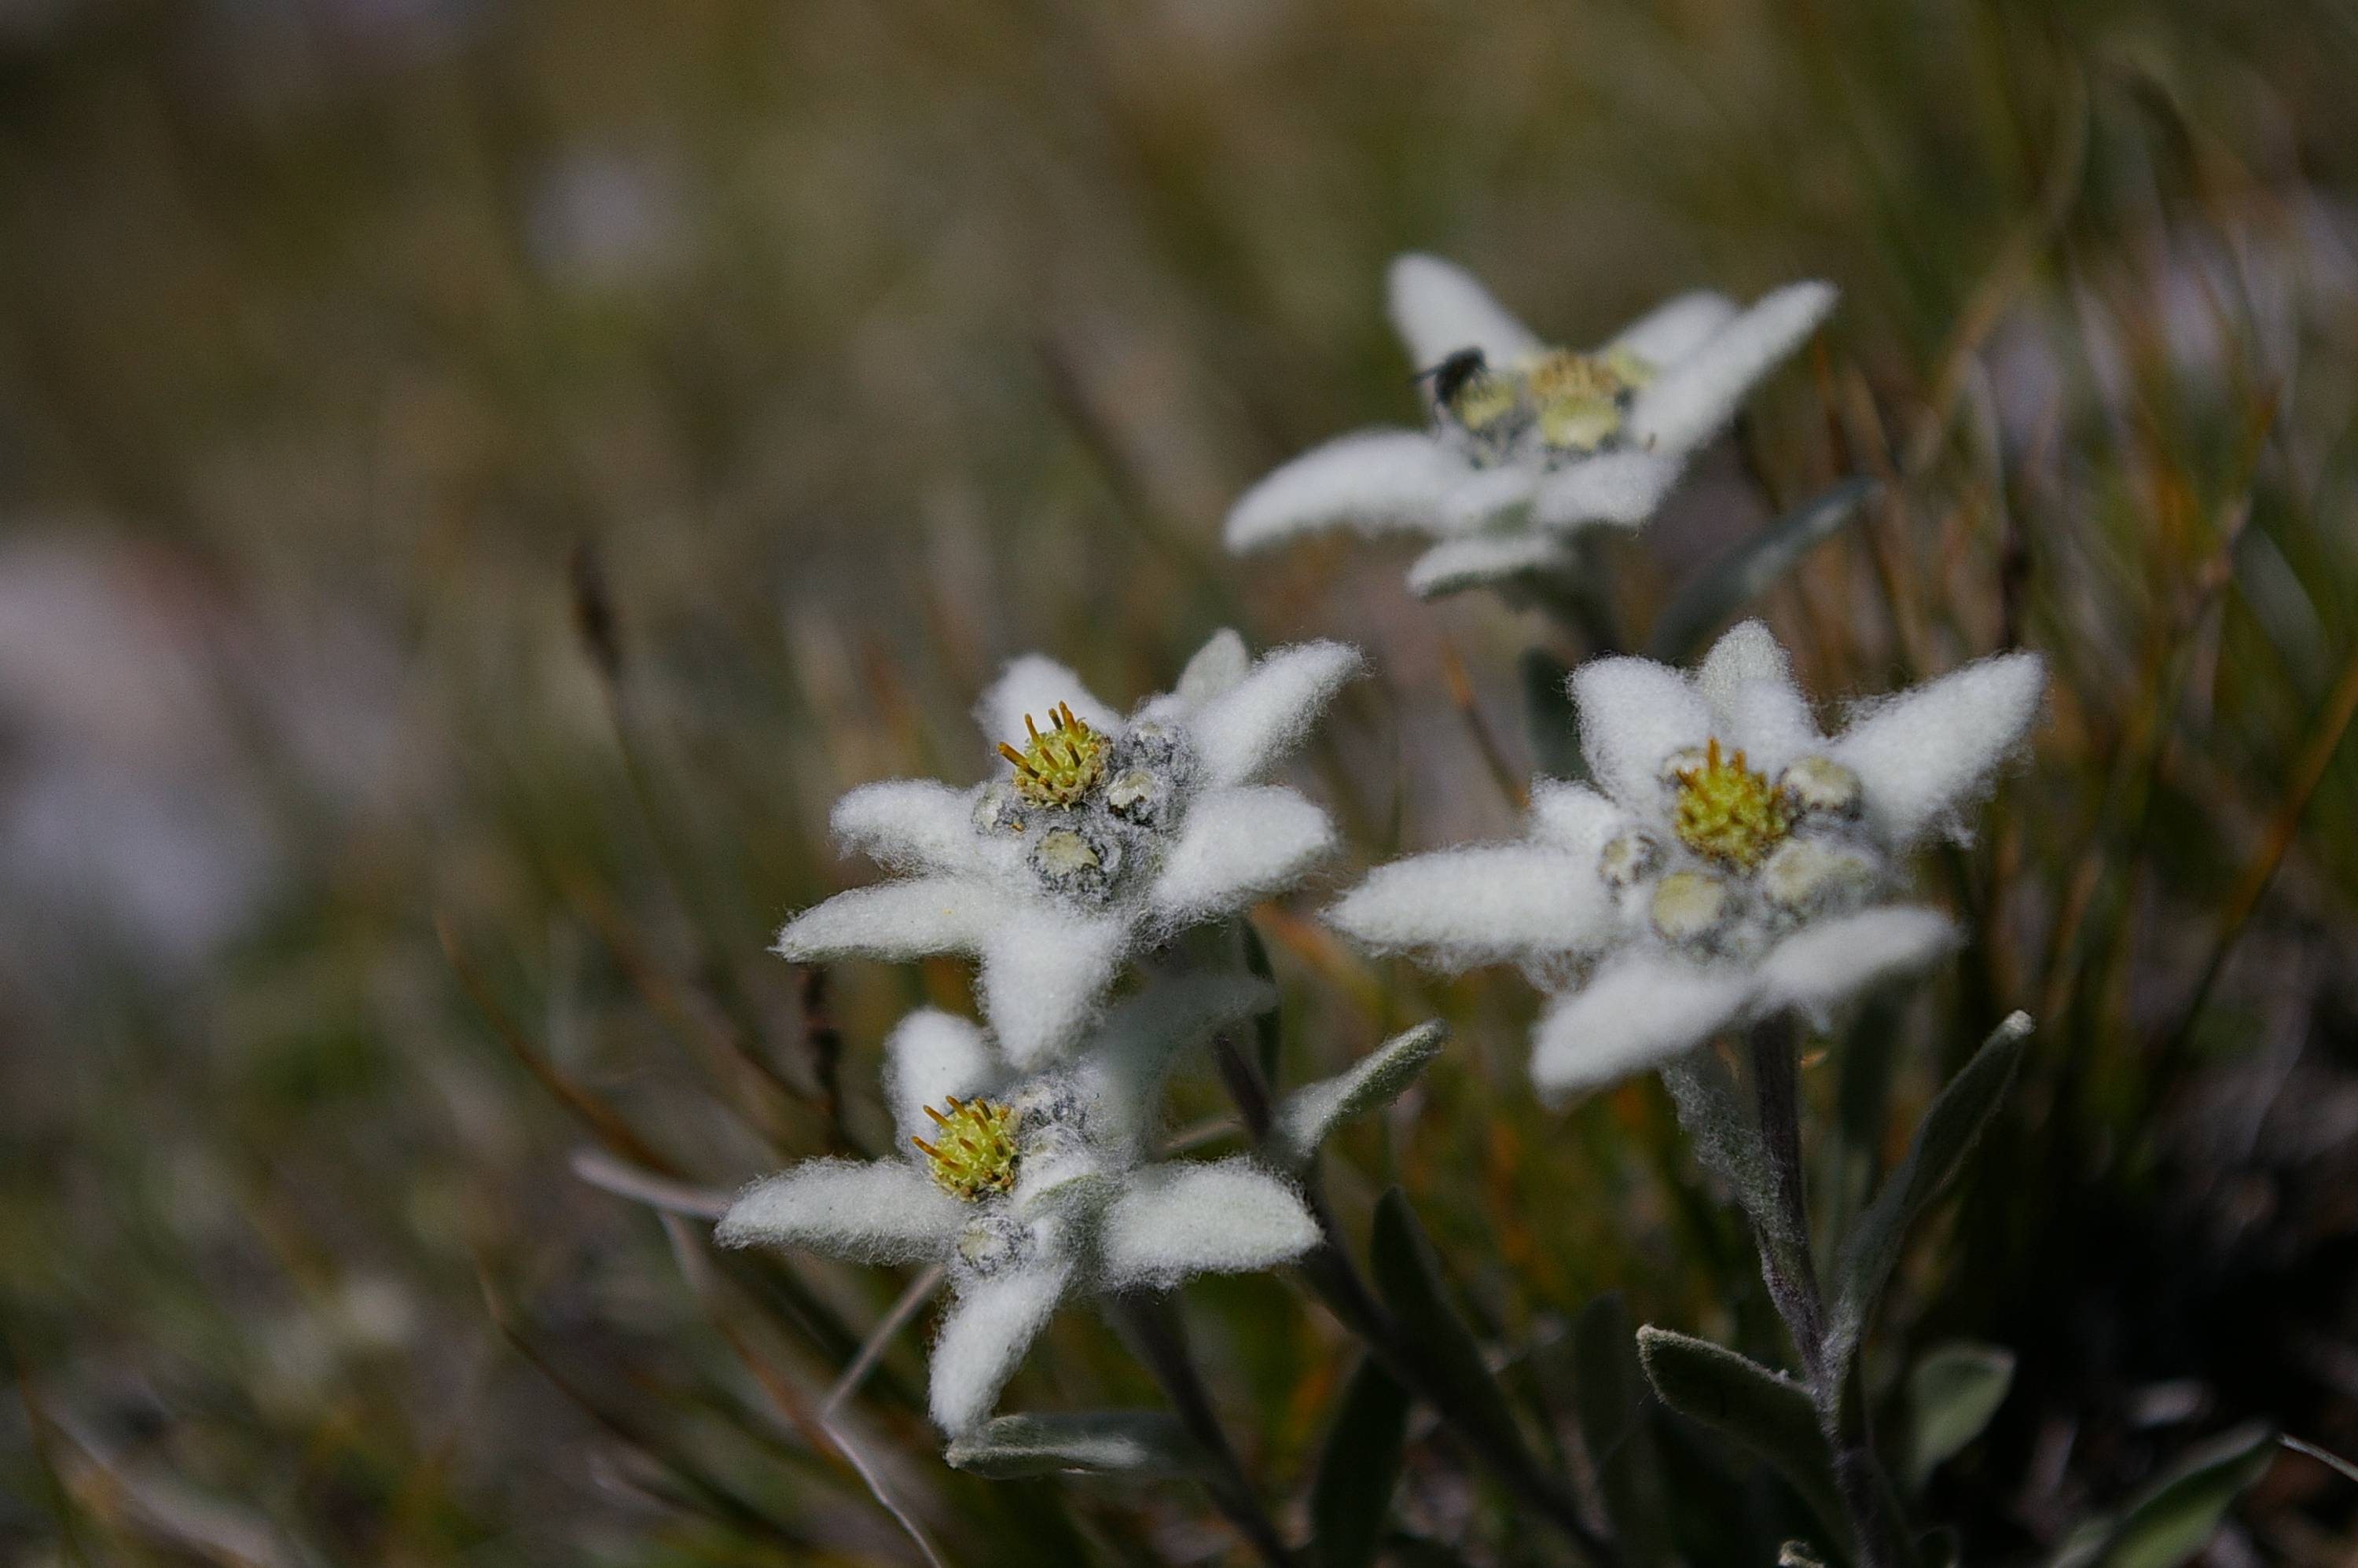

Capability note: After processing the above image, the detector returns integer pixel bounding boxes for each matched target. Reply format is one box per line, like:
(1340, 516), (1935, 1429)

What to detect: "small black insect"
(1416, 347), (1489, 409)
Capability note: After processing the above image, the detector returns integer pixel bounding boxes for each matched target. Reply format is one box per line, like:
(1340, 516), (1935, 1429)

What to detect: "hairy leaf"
(1905, 1342), (2015, 1492)
(1636, 1326), (1849, 1553)
(1828, 1012), (2034, 1371)
(944, 1411), (1203, 1478)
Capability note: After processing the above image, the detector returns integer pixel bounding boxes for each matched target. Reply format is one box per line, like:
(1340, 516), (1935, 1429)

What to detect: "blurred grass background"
(4, 0), (2358, 1561)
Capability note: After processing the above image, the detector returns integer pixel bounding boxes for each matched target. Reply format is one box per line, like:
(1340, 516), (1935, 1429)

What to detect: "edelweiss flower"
(776, 630), (1361, 1067)
(1225, 254), (1837, 599)
(714, 975), (1320, 1433)
(1328, 622), (2044, 1100)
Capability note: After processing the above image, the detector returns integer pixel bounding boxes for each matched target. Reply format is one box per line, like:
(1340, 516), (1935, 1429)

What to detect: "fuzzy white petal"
(1530, 955), (1754, 1101)
(1696, 620), (1794, 720)
(884, 1010), (997, 1152)
(1081, 971), (1275, 1154)
(1269, 1021), (1445, 1169)
(930, 1262), (1074, 1433)
(1405, 531), (1578, 600)
(978, 655), (1121, 753)
(832, 780), (986, 875)
(1224, 429), (1460, 551)
(1754, 906), (1958, 1023)
(1174, 628), (1251, 710)
(1328, 845), (1612, 969)
(1151, 786), (1338, 924)
(1386, 253), (1543, 368)
(1572, 656), (1713, 811)
(1831, 652), (2046, 846)
(978, 911), (1131, 1068)
(1188, 641), (1364, 787)
(1608, 290), (1742, 365)
(1099, 1159), (1319, 1291)
(1724, 678), (1822, 777)
(775, 877), (994, 962)
(1528, 780), (1628, 851)
(1435, 464), (1541, 533)
(1529, 450), (1686, 531)
(1626, 281), (1837, 455)
(715, 1159), (964, 1263)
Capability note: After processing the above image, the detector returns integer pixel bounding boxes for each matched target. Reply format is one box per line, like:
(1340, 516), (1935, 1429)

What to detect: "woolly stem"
(1745, 1015), (1909, 1568)
(1110, 1292), (1294, 1568)
(1212, 1037), (1615, 1566)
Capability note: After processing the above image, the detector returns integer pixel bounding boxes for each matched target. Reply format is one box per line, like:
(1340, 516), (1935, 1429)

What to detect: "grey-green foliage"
(1905, 1342), (2015, 1492)
(943, 1411), (1203, 1478)
(1635, 1325), (1849, 1555)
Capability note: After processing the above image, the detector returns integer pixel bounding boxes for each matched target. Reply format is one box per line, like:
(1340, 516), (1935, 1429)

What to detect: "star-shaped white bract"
(1224, 255), (1838, 599)
(714, 975), (1320, 1434)
(775, 630), (1362, 1068)
(1327, 622), (2044, 1101)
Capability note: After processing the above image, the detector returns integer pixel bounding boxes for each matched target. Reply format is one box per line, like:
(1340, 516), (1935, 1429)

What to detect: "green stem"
(1746, 1017), (1912, 1568)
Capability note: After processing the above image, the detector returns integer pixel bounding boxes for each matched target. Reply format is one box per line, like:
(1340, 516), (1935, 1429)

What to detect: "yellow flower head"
(1672, 738), (1791, 869)
(998, 702), (1110, 808)
(911, 1096), (1019, 1201)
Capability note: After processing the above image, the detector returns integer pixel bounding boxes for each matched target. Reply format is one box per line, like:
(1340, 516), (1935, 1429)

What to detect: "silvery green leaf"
(1905, 1342), (2015, 1492)
(1310, 1355), (1412, 1568)
(1369, 1188), (1525, 1462)
(1268, 1023), (1446, 1170)
(943, 1410), (1204, 1478)
(1644, 478), (1876, 666)
(1828, 1012), (2035, 1372)
(1573, 1294), (1676, 1568)
(1634, 1326), (1849, 1554)
(2060, 1423), (2275, 1568)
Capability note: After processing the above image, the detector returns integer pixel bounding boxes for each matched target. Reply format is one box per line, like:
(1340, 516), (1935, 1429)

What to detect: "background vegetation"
(3, 0), (2356, 1561)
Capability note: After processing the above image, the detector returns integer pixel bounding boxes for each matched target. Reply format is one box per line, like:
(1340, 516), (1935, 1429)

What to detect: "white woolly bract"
(1327, 844), (1614, 970)
(1188, 641), (1364, 787)
(1571, 656), (1712, 810)
(1755, 906), (1958, 1023)
(1627, 281), (1838, 454)
(1151, 787), (1337, 926)
(1174, 627), (1251, 708)
(979, 912), (1131, 1068)
(832, 779), (983, 874)
(883, 1009), (996, 1151)
(1696, 619), (1794, 716)
(1528, 450), (1687, 530)
(775, 876), (992, 962)
(1223, 428), (1461, 551)
(1078, 971), (1276, 1154)
(930, 1261), (1074, 1433)
(1406, 531), (1578, 600)
(1269, 1021), (1446, 1169)
(1530, 956), (1754, 1102)
(1527, 780), (1627, 852)
(1097, 1158), (1318, 1291)
(1831, 652), (2046, 847)
(1386, 252), (1542, 369)
(977, 654), (1119, 752)
(714, 1159), (964, 1264)
(1608, 289), (1741, 365)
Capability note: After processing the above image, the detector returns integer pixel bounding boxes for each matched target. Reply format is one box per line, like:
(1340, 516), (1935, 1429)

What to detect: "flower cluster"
(727, 630), (1446, 1437)
(1225, 254), (1835, 599)
(1328, 621), (2044, 1099)
(776, 628), (1362, 1065)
